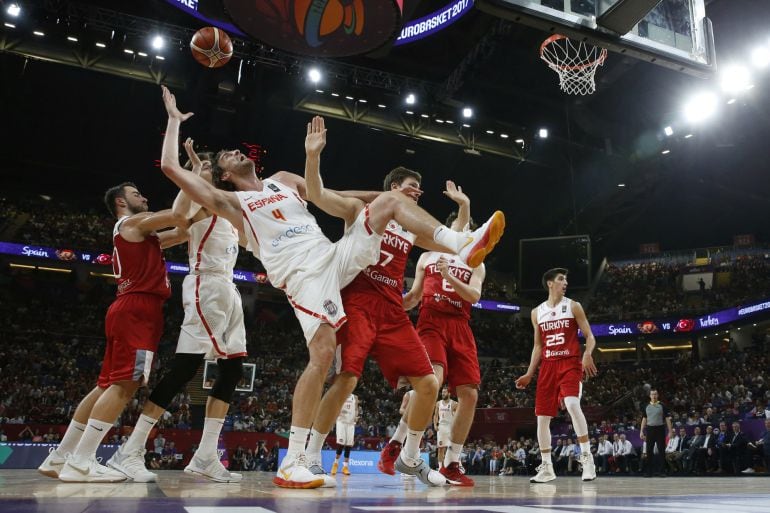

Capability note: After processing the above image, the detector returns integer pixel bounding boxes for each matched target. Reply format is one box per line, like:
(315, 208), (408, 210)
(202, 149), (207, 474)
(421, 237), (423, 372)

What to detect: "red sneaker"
(440, 462), (475, 486)
(377, 441), (402, 475)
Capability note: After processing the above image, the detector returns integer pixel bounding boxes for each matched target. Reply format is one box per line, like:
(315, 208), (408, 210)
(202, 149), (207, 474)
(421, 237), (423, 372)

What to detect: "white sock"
(541, 451), (552, 465)
(445, 442), (463, 466)
(390, 418), (408, 444)
(197, 417), (225, 459)
(122, 414), (157, 454)
(73, 419), (113, 459)
(433, 226), (466, 253)
(579, 441), (590, 455)
(403, 429), (423, 464)
(343, 460), (349, 467)
(305, 429), (328, 461)
(57, 420), (86, 456)
(287, 426), (310, 457)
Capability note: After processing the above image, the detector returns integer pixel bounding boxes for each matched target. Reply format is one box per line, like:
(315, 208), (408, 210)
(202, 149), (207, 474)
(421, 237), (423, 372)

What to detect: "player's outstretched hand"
(305, 115), (327, 156)
(161, 85), (194, 122)
(443, 181), (469, 205)
(515, 374), (532, 389)
(183, 138), (203, 175)
(582, 353), (598, 379)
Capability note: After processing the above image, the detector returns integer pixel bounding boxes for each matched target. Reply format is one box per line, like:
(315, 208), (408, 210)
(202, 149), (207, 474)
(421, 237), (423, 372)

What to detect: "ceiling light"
(138, 52), (148, 57)
(538, 128), (548, 138)
(720, 65), (752, 94)
(3, 22), (14, 28)
(33, 31), (45, 37)
(685, 134), (693, 139)
(420, 114), (429, 118)
(683, 92), (718, 123)
(617, 183), (626, 187)
(96, 42), (106, 48)
(124, 49), (134, 54)
(67, 36), (78, 42)
(664, 126), (674, 136)
(308, 68), (322, 84)
(405, 110), (414, 115)
(377, 104), (386, 108)
(462, 107), (473, 118)
(515, 138), (524, 144)
(315, 89), (324, 93)
(345, 95), (354, 100)
(462, 123), (471, 128)
(358, 99), (367, 103)
(151, 35), (164, 50)
(750, 46), (770, 69)
(486, 130), (494, 134)
(6, 4), (20, 17)
(500, 133), (509, 138)
(155, 55), (165, 60)
(661, 149), (671, 155)
(445, 120), (454, 124)
(331, 92), (340, 97)
(436, 119), (444, 124)
(727, 98), (737, 104)
(405, 93), (416, 105)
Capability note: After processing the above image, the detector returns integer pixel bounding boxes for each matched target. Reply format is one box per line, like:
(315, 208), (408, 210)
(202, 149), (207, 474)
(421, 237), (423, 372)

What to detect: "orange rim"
(540, 34), (607, 72)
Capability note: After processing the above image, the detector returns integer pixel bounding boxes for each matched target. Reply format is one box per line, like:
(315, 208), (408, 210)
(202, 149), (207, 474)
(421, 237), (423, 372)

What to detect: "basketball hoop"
(540, 34), (608, 95)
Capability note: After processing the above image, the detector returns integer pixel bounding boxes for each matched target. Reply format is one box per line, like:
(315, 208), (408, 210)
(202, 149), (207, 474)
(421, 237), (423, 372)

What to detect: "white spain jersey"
(236, 179), (329, 287)
(337, 394), (358, 424)
(437, 399), (456, 426)
(187, 215), (239, 277)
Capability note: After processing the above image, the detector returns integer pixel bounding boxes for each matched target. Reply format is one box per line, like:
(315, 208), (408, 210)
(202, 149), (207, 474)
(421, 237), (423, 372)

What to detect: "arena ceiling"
(1, 0), (769, 272)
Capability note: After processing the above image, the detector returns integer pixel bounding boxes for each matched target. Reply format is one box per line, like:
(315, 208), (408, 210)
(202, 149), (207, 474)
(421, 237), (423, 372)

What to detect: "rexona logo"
(349, 458), (374, 467)
(608, 325), (633, 335)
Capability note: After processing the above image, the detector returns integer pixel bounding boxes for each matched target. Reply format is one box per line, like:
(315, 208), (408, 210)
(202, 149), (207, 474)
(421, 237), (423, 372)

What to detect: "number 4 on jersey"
(271, 208), (286, 221)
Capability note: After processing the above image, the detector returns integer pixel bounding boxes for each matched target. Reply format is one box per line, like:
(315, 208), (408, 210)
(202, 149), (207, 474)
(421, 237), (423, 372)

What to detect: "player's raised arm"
(443, 181), (470, 231)
(170, 138), (204, 220)
(303, 116), (361, 225)
(438, 256), (485, 304)
(159, 86), (241, 228)
(515, 309), (543, 389)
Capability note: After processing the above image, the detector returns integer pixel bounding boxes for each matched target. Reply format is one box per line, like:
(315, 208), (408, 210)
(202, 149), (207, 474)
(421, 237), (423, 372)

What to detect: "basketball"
(190, 27), (233, 68)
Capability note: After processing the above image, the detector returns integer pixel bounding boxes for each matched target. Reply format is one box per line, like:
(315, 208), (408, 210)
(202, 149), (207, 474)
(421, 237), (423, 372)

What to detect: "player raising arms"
(515, 268), (598, 483)
(158, 87), (505, 488)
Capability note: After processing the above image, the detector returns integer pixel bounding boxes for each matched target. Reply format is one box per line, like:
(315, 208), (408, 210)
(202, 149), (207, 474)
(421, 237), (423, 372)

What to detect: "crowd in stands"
(590, 250), (770, 321)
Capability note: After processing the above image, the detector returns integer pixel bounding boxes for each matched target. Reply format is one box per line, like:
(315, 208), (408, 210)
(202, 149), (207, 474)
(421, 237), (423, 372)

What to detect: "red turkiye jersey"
(343, 220), (415, 306)
(420, 252), (473, 319)
(112, 216), (171, 299)
(536, 297), (581, 361)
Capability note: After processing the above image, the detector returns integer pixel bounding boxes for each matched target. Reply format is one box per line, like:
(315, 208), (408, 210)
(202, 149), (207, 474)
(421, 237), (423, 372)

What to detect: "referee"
(640, 388), (672, 477)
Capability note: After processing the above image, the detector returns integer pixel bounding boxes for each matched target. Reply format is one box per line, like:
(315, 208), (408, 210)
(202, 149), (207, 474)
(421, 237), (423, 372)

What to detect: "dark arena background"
(1, 0), (770, 511)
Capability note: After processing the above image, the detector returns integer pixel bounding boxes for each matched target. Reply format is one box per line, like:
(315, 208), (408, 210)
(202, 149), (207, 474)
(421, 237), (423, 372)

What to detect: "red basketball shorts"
(336, 291), (434, 388)
(534, 357), (583, 417)
(417, 309), (480, 394)
(97, 293), (165, 388)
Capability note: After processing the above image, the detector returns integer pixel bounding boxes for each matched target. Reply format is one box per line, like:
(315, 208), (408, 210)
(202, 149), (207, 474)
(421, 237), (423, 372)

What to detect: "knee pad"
(149, 353), (204, 409)
(210, 357), (244, 403)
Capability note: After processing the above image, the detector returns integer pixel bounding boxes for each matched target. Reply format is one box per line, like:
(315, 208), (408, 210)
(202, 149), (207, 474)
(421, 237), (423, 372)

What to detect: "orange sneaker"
(458, 210), (505, 268)
(342, 465), (350, 476)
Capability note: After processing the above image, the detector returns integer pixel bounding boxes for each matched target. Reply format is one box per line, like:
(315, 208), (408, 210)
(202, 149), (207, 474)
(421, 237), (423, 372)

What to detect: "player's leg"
(531, 362), (558, 483)
(185, 356), (245, 483)
(562, 367), (595, 481)
(332, 442), (344, 475)
(367, 191), (505, 267)
(38, 386), (105, 478)
(274, 323), (335, 489)
(440, 385), (477, 485)
(304, 372), (359, 487)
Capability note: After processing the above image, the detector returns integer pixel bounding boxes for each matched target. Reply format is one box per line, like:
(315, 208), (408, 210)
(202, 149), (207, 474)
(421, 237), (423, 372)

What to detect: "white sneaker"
(184, 453), (242, 483)
(307, 458), (337, 488)
(58, 454), (127, 483)
(273, 453), (324, 489)
(107, 447), (157, 482)
(741, 467), (755, 474)
(457, 210), (505, 268)
(38, 449), (66, 478)
(580, 453), (596, 481)
(530, 462), (556, 483)
(394, 454), (454, 486)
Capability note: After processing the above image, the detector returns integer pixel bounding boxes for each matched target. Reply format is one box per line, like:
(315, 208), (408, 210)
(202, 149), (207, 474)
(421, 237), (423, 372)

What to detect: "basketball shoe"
(306, 457), (337, 488)
(58, 454), (127, 483)
(530, 462), (556, 483)
(440, 462), (475, 486)
(38, 449), (67, 478)
(580, 453), (596, 481)
(457, 211), (505, 268)
(273, 452), (324, 489)
(184, 454), (242, 483)
(107, 447), (157, 482)
(377, 440), (402, 475)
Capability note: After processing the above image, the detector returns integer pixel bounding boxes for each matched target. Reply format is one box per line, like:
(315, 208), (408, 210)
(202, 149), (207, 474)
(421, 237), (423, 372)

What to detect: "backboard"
(477, 0), (715, 76)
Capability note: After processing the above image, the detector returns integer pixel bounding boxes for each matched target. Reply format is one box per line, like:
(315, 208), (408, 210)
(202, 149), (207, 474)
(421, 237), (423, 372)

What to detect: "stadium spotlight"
(664, 126), (674, 136)
(750, 46), (770, 69)
(683, 92), (718, 123)
(308, 67), (322, 84)
(462, 107), (473, 118)
(151, 35), (165, 50)
(7, 4), (20, 17)
(719, 65), (752, 93)
(538, 128), (548, 139)
(405, 93), (416, 105)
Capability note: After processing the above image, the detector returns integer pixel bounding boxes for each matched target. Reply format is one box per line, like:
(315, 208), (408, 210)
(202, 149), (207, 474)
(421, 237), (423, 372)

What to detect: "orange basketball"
(190, 27), (233, 68)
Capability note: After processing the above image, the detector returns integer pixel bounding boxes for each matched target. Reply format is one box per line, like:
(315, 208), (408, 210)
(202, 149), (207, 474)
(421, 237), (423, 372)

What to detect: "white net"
(540, 35), (608, 95)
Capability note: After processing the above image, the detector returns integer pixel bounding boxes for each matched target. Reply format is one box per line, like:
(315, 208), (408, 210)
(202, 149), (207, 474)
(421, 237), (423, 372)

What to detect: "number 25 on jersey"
(545, 333), (565, 347)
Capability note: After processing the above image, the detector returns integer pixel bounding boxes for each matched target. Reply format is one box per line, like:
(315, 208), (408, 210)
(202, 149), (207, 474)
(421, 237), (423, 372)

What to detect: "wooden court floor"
(1, 470), (768, 513)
